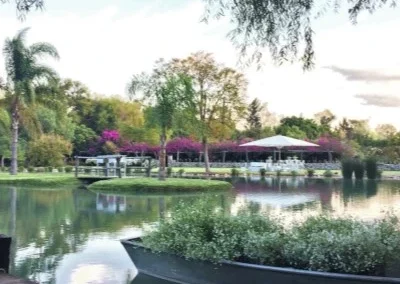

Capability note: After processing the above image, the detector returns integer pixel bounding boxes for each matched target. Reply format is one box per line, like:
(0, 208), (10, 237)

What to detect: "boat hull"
(121, 238), (400, 284)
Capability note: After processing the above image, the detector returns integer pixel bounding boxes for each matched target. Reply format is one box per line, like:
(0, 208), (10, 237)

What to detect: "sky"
(0, 0), (400, 129)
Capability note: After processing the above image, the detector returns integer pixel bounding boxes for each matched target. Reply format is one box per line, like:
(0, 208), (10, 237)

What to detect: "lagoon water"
(1, 177), (400, 283)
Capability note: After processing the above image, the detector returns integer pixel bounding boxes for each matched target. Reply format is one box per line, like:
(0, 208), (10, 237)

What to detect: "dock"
(0, 235), (36, 284)
(75, 155), (153, 182)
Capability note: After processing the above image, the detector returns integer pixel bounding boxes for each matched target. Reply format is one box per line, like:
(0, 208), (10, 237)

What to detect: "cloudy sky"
(1, 0), (400, 129)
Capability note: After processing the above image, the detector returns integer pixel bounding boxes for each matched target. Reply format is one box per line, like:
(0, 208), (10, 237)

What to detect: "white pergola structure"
(240, 135), (319, 172)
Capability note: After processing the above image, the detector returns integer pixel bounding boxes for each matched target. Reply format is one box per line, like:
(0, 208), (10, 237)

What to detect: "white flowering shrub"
(143, 200), (400, 276)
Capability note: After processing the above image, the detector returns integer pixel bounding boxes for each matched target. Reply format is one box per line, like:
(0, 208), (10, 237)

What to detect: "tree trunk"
(10, 108), (19, 175)
(8, 187), (17, 273)
(159, 131), (167, 181)
(0, 156), (4, 168)
(202, 137), (211, 173)
(328, 151), (333, 163)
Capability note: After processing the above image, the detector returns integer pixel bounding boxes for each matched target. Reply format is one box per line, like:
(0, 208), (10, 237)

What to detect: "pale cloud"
(0, 1), (400, 128)
(354, 94), (400, 108)
(324, 66), (400, 82)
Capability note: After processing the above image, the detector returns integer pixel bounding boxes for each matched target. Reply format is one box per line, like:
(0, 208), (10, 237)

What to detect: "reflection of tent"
(241, 192), (319, 207)
(240, 135), (319, 160)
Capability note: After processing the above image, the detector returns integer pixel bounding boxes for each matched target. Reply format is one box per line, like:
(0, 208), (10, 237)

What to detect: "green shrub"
(57, 167), (64, 173)
(178, 169), (185, 177)
(307, 169), (315, 177)
(231, 168), (240, 177)
(341, 159), (353, 179)
(284, 216), (400, 275)
(167, 167), (173, 177)
(365, 157), (378, 180)
(323, 170), (333, 178)
(65, 166), (73, 173)
(291, 170), (298, 177)
(36, 167), (46, 173)
(142, 200), (400, 277)
(18, 166), (25, 173)
(27, 167), (35, 173)
(353, 159), (365, 180)
(276, 170), (282, 177)
(259, 168), (266, 177)
(377, 170), (383, 179)
(48, 166), (53, 173)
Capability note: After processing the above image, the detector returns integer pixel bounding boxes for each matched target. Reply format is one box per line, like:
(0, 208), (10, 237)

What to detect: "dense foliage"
(0, 30), (399, 174)
(143, 199), (400, 276)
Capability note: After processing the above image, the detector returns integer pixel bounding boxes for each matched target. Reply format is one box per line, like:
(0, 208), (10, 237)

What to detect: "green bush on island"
(353, 159), (365, 180)
(307, 169), (315, 177)
(365, 157), (379, 180)
(88, 178), (232, 192)
(231, 168), (240, 177)
(323, 170), (333, 178)
(142, 199), (400, 277)
(341, 159), (353, 179)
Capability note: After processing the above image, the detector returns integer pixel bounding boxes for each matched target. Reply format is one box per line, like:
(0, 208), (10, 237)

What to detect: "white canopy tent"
(239, 135), (319, 172)
(240, 135), (319, 161)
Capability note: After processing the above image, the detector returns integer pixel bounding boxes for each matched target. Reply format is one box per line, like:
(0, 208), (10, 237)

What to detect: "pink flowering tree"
(89, 129), (121, 155)
(166, 137), (202, 161)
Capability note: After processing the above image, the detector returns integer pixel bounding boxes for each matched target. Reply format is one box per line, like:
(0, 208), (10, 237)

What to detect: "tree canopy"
(203, 0), (398, 70)
(1, 0), (44, 19)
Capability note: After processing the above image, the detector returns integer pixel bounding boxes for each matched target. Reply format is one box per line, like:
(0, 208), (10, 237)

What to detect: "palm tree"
(3, 27), (59, 175)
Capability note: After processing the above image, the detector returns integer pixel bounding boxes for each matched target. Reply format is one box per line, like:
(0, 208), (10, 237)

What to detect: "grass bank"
(0, 173), (80, 187)
(88, 177), (233, 193)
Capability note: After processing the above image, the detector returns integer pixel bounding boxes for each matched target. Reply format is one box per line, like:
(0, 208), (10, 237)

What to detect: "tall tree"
(202, 0), (396, 70)
(246, 98), (263, 138)
(314, 109), (336, 134)
(276, 116), (322, 139)
(375, 124), (397, 139)
(3, 27), (59, 174)
(170, 52), (247, 173)
(127, 60), (193, 180)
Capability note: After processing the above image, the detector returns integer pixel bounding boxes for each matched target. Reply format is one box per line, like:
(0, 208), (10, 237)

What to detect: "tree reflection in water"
(0, 178), (399, 283)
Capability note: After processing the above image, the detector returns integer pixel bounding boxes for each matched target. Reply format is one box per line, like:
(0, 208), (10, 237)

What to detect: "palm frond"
(30, 42), (60, 60)
(30, 63), (59, 82)
(15, 27), (31, 43)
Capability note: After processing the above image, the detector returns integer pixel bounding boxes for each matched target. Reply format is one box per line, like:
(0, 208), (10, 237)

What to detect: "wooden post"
(103, 158), (108, 177)
(116, 157), (122, 178)
(177, 151), (180, 162)
(74, 157), (79, 178)
(0, 235), (11, 273)
(222, 151), (227, 163)
(146, 158), (152, 177)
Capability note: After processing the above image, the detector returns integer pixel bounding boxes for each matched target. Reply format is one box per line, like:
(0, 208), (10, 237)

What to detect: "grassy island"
(88, 177), (232, 192)
(0, 173), (80, 187)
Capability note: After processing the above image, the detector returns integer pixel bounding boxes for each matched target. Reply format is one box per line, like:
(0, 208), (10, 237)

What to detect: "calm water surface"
(1, 177), (400, 284)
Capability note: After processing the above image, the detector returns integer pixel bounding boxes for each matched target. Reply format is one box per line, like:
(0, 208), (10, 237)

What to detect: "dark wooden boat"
(121, 238), (400, 284)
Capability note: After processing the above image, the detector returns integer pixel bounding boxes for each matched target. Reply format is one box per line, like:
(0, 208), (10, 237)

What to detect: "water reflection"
(0, 178), (399, 283)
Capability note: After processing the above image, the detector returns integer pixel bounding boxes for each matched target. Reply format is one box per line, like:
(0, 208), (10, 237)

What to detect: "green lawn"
(0, 173), (80, 187)
(88, 177), (233, 192)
